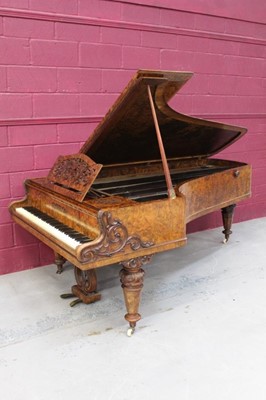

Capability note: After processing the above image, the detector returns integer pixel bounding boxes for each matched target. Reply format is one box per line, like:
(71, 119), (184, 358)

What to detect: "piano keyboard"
(16, 206), (92, 250)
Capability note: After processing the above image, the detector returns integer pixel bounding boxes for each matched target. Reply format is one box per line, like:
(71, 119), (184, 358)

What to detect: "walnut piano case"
(9, 70), (251, 335)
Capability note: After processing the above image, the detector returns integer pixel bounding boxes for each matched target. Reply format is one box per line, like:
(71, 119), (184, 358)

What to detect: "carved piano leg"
(61, 267), (101, 307)
(221, 204), (236, 243)
(120, 255), (152, 336)
(54, 252), (66, 274)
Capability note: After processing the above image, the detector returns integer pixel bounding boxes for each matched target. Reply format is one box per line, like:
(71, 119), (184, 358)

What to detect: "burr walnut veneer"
(9, 70), (251, 335)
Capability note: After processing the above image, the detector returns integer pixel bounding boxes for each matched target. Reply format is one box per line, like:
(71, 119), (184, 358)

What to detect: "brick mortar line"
(0, 113), (265, 127)
(0, 8), (265, 46)
(113, 0), (266, 26)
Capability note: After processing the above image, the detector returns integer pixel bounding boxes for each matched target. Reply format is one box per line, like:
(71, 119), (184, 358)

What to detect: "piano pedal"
(60, 292), (78, 307)
(70, 298), (83, 307)
(60, 293), (75, 299)
(60, 293), (83, 307)
(60, 268), (101, 307)
(60, 285), (101, 307)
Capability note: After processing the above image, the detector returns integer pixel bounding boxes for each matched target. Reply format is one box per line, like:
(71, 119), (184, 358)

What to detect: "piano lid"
(80, 70), (247, 165)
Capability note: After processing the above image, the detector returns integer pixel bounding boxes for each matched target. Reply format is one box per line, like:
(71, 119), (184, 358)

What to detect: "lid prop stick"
(147, 85), (176, 199)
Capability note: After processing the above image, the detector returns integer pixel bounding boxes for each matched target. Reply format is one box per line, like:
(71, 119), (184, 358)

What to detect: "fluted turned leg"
(120, 255), (152, 336)
(54, 252), (66, 274)
(221, 204), (236, 243)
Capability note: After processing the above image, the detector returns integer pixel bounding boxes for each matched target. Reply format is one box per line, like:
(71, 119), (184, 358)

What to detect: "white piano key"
(16, 207), (80, 250)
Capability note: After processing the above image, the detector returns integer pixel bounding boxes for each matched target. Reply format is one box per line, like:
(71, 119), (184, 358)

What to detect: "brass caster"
(127, 327), (135, 337)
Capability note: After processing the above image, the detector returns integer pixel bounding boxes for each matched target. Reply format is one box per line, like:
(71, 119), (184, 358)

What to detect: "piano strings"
(88, 165), (231, 202)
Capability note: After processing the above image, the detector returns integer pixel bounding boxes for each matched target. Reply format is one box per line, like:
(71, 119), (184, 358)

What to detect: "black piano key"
(52, 224), (90, 241)
(55, 226), (92, 242)
(59, 227), (86, 238)
(24, 206), (93, 244)
(72, 235), (92, 243)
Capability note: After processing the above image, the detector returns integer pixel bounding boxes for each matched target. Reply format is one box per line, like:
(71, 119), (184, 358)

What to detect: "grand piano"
(9, 70), (251, 335)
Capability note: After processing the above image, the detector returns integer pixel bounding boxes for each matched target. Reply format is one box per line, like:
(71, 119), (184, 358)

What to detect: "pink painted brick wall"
(0, 0), (265, 274)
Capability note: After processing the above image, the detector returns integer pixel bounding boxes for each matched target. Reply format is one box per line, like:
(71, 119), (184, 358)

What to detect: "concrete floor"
(0, 217), (266, 400)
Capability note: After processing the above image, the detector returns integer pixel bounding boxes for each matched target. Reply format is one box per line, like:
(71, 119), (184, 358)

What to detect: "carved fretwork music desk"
(10, 70), (251, 336)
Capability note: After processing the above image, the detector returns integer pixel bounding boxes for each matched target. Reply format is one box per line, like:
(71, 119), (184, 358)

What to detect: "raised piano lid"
(80, 69), (247, 165)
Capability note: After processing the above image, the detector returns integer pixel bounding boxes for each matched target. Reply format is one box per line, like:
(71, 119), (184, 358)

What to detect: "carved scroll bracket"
(79, 212), (154, 263)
